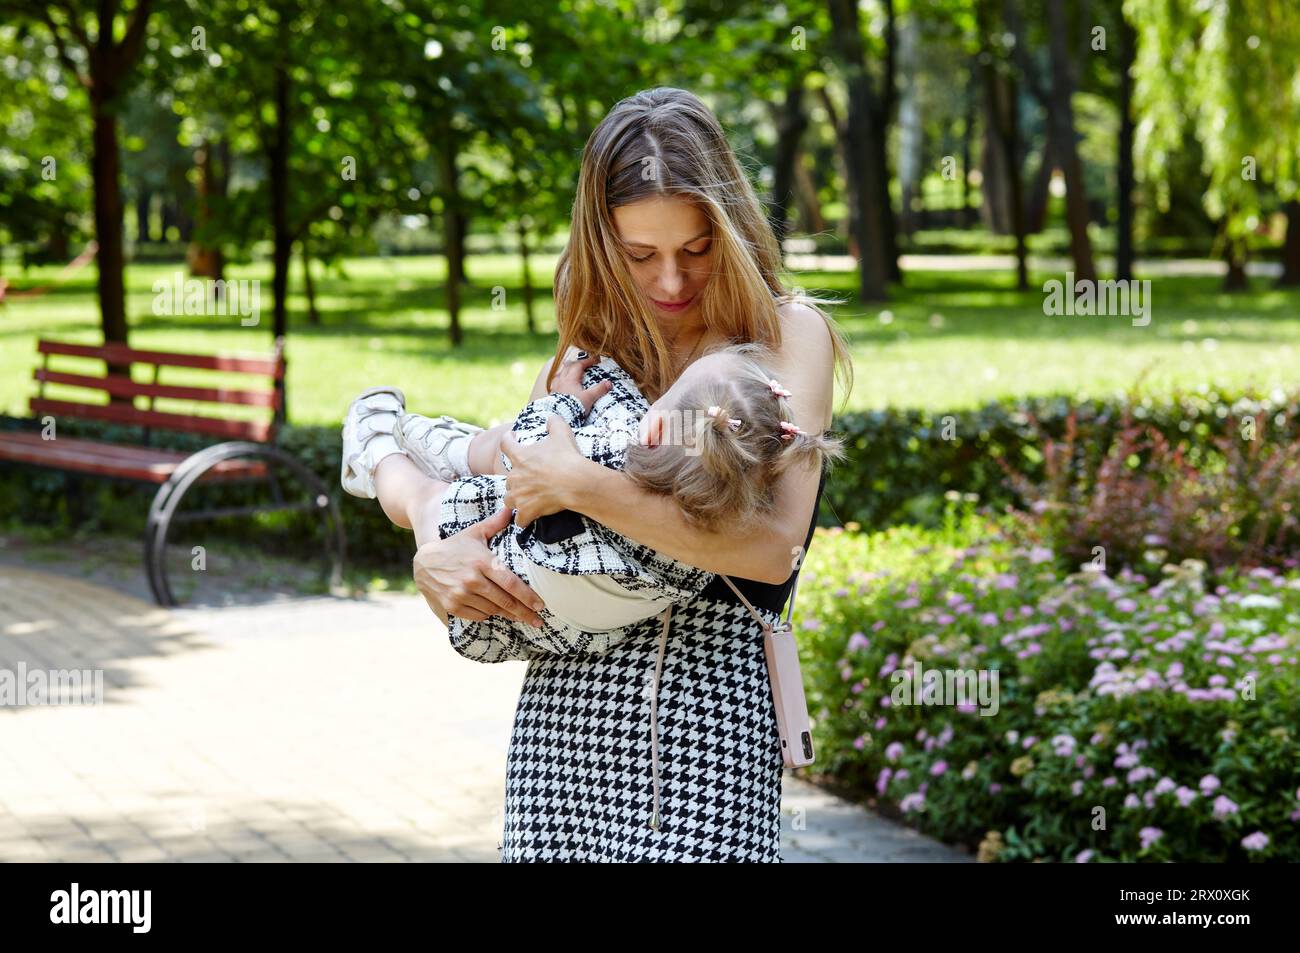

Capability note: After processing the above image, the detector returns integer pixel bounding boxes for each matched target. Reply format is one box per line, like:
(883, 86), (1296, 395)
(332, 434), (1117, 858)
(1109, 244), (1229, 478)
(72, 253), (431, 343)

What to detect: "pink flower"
(930, 760), (948, 776)
(1212, 795), (1239, 818)
(1139, 827), (1163, 849)
(1241, 831), (1269, 852)
(1075, 849), (1094, 863)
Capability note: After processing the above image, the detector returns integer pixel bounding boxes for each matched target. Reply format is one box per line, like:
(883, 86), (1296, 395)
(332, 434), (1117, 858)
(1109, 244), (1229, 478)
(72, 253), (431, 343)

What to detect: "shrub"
(822, 389), (1300, 533)
(796, 516), (1300, 862)
(998, 400), (1300, 577)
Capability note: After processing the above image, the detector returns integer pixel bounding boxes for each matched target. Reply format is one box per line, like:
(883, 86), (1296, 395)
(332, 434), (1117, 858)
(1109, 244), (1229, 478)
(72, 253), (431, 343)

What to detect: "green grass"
(2, 252), (1299, 426)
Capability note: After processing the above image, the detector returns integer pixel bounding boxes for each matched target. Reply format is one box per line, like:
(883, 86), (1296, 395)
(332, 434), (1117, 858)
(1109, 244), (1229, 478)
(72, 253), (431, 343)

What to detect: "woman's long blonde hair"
(549, 86), (854, 409)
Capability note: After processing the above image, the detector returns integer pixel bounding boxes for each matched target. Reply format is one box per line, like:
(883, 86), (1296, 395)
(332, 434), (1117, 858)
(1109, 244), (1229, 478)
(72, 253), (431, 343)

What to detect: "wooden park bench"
(0, 337), (344, 606)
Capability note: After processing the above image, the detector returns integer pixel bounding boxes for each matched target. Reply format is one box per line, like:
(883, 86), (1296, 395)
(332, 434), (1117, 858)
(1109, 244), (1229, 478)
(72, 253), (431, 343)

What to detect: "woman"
(381, 87), (853, 861)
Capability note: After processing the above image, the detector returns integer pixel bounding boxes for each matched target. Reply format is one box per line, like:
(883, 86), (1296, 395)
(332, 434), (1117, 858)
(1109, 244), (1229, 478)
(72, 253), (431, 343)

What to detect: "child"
(341, 341), (844, 662)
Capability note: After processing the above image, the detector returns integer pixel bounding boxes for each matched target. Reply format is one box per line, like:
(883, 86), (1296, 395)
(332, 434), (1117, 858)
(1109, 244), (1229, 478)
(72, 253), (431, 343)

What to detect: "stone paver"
(0, 563), (970, 863)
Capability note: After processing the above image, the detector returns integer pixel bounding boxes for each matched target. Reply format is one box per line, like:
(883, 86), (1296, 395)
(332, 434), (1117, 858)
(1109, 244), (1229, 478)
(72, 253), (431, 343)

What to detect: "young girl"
(341, 341), (844, 663)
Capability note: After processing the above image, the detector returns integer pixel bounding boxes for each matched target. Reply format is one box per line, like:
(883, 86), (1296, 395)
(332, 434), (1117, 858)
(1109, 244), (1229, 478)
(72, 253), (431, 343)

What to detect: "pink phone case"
(764, 621), (815, 768)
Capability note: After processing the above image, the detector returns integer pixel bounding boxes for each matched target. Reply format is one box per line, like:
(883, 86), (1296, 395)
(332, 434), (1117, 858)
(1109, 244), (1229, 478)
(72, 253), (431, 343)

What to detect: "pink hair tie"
(778, 420), (803, 441)
(706, 405), (741, 431)
(768, 379), (792, 399)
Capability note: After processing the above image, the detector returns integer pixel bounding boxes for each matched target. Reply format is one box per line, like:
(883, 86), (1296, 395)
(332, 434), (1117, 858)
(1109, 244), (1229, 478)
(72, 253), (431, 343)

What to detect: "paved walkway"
(0, 564), (970, 863)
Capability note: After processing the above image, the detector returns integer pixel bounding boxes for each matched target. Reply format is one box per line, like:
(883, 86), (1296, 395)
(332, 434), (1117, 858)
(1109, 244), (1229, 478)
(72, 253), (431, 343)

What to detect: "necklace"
(672, 324), (708, 379)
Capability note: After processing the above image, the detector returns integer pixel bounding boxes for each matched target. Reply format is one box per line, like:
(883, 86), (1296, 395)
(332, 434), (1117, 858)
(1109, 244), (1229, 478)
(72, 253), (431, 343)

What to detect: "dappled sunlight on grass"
(3, 255), (1298, 424)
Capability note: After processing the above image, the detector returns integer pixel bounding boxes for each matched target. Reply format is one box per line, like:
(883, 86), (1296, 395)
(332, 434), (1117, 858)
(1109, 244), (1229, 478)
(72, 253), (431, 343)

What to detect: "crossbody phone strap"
(717, 569), (801, 634)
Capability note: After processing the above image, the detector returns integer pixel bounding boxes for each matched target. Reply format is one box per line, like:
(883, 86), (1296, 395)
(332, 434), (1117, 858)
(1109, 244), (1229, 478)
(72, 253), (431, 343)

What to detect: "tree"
(5, 0), (158, 353)
(827, 0), (891, 301)
(1128, 0), (1300, 291)
(975, 0), (1029, 290)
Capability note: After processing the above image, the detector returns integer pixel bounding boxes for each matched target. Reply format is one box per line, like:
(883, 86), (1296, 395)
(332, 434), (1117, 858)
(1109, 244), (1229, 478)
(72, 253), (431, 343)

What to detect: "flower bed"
(796, 516), (1300, 862)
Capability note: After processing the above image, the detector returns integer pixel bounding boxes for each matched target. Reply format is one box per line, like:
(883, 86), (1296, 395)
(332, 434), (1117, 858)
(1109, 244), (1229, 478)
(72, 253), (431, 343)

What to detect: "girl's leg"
(373, 453), (451, 548)
(467, 422), (512, 476)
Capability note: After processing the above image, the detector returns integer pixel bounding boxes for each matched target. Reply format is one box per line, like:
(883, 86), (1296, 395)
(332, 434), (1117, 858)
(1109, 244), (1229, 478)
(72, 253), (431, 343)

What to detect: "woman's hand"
(412, 506), (546, 627)
(501, 415), (590, 528)
(549, 351), (613, 414)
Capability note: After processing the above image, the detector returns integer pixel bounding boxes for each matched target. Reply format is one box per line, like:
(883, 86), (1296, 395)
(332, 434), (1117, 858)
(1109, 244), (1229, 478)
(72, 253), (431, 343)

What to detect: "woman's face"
(611, 195), (713, 322)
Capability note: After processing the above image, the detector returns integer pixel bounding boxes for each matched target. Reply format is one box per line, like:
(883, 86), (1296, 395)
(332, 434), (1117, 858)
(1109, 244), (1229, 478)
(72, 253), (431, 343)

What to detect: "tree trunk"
(1045, 0), (1096, 283)
(827, 0), (889, 302)
(453, 212), (469, 284)
(302, 240), (319, 325)
(90, 89), (133, 402)
(188, 139), (225, 280)
(1223, 233), (1248, 292)
(438, 132), (464, 346)
(1116, 13), (1137, 282)
(769, 78), (808, 251)
(977, 0), (1028, 290)
(517, 220), (535, 335)
(1277, 200), (1300, 287)
(980, 104), (1009, 234)
(793, 156), (825, 234)
(879, 0), (901, 282)
(896, 14), (922, 237)
(91, 94), (128, 346)
(1024, 130), (1055, 235)
(270, 62), (292, 341)
(136, 191), (152, 243)
(961, 68), (976, 228)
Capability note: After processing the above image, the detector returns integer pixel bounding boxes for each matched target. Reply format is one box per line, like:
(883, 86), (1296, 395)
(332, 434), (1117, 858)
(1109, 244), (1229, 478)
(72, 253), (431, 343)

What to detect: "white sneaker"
(340, 386), (406, 499)
(394, 412), (484, 482)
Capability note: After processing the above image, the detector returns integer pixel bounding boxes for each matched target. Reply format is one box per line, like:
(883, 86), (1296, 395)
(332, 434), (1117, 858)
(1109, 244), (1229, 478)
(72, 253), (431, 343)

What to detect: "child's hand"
(551, 351), (613, 415)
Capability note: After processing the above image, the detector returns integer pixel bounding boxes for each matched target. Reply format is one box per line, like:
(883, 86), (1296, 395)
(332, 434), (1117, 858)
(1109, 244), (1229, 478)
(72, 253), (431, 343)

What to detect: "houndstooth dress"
(433, 353), (829, 861)
(500, 465), (829, 862)
(435, 357), (715, 661)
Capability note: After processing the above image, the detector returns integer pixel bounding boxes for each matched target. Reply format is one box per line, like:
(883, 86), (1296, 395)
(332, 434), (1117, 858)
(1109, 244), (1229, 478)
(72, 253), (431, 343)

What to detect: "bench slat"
(30, 398), (273, 442)
(37, 339), (284, 378)
(34, 369), (281, 409)
(0, 432), (267, 483)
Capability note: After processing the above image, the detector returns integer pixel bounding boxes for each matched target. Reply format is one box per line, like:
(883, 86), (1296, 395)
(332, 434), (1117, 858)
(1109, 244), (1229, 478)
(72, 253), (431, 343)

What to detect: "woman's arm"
(376, 453), (547, 629)
(504, 305), (836, 585)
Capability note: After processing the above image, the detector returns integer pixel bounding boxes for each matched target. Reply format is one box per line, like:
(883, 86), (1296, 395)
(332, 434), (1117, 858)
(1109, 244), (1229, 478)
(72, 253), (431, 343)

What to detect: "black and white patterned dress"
(435, 357), (715, 661)
(431, 352), (829, 861)
(500, 463), (829, 862)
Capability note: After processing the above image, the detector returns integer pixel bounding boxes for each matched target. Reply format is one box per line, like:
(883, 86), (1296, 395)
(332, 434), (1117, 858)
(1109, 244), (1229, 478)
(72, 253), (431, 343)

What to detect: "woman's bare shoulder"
(773, 300), (835, 428)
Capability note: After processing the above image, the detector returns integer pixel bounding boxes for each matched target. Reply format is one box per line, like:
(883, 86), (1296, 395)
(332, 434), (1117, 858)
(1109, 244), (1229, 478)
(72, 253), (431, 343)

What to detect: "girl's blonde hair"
(622, 342), (846, 534)
(549, 86), (854, 408)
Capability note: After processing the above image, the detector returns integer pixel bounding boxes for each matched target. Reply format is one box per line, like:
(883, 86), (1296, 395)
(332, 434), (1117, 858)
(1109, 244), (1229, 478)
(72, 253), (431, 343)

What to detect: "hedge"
(2, 387), (1296, 570)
